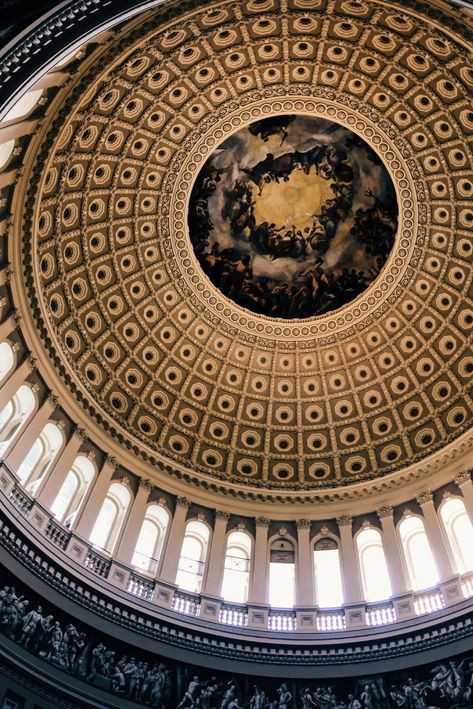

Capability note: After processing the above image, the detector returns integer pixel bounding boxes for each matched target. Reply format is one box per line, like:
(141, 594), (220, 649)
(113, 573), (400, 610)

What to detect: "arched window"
(50, 455), (95, 526)
(0, 342), (15, 382)
(89, 482), (131, 553)
(16, 422), (63, 496)
(175, 520), (210, 594)
(2, 89), (43, 122)
(221, 530), (252, 603)
(268, 537), (295, 608)
(440, 497), (473, 574)
(314, 538), (344, 608)
(399, 515), (439, 591)
(0, 384), (36, 455)
(356, 527), (392, 602)
(132, 504), (170, 574)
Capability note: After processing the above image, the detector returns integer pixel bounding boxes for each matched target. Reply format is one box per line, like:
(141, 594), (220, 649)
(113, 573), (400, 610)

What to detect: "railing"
(269, 609), (297, 631)
(366, 603), (396, 626)
(131, 551), (159, 576)
(316, 611), (346, 631)
(9, 485), (33, 515)
(220, 603), (248, 627)
(172, 589), (200, 616)
(413, 589), (444, 615)
(84, 548), (111, 578)
(45, 519), (70, 550)
(177, 556), (205, 575)
(127, 573), (154, 601)
(461, 571), (473, 598)
(0, 463), (471, 637)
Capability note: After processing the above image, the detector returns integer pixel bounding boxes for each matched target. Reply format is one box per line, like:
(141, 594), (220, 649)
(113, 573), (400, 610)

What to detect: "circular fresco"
(189, 115), (398, 319)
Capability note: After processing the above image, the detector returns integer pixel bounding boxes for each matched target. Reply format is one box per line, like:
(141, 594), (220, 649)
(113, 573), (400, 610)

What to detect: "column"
(336, 515), (363, 603)
(248, 517), (270, 604)
(376, 506), (409, 596)
(202, 511), (230, 597)
(159, 497), (190, 583)
(247, 517), (270, 630)
(73, 455), (117, 539)
(296, 519), (313, 606)
(455, 471), (473, 526)
(5, 394), (58, 472)
(0, 313), (16, 341)
(337, 515), (366, 628)
(115, 479), (152, 565)
(0, 356), (32, 402)
(199, 511), (230, 622)
(35, 428), (84, 507)
(417, 492), (455, 580)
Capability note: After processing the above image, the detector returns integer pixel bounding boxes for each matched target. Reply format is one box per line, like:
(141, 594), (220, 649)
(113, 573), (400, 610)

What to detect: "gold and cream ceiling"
(18, 0), (473, 493)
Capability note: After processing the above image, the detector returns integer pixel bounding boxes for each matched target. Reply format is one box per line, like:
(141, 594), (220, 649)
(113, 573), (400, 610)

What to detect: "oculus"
(189, 115), (398, 319)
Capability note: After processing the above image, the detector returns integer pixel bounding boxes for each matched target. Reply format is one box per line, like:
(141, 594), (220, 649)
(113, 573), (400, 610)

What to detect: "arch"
(268, 536), (295, 608)
(89, 481), (131, 554)
(439, 497), (473, 574)
(2, 89), (43, 122)
(0, 341), (15, 383)
(221, 529), (252, 604)
(50, 454), (95, 526)
(17, 422), (64, 496)
(175, 520), (210, 594)
(132, 503), (170, 574)
(398, 515), (439, 591)
(313, 536), (344, 608)
(356, 527), (392, 602)
(0, 384), (36, 456)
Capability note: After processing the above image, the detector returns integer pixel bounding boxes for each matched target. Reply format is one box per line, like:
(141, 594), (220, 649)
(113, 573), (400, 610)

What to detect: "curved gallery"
(0, 0), (473, 706)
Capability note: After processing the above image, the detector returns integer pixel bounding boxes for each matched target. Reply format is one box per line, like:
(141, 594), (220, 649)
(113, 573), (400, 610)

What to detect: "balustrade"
(172, 590), (200, 616)
(316, 611), (345, 631)
(366, 602), (397, 627)
(127, 573), (154, 601)
(219, 603), (248, 627)
(268, 609), (297, 632)
(461, 572), (473, 599)
(44, 519), (70, 550)
(0, 461), (472, 637)
(413, 589), (445, 615)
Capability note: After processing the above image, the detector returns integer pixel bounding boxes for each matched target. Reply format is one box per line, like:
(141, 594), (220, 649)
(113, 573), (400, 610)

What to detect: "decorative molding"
(296, 519), (311, 529)
(377, 506), (394, 520)
(336, 515), (353, 528)
(215, 510), (230, 522)
(417, 492), (433, 506)
(455, 471), (471, 486)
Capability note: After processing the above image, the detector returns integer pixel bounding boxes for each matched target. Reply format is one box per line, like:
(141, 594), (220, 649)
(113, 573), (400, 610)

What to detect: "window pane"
(407, 532), (438, 589)
(314, 548), (343, 607)
(89, 498), (117, 550)
(132, 519), (159, 573)
(50, 472), (79, 521)
(357, 529), (391, 602)
(399, 516), (439, 591)
(269, 562), (295, 608)
(16, 440), (42, 483)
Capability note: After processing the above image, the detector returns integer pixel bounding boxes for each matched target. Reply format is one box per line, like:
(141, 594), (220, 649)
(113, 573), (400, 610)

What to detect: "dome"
(0, 0), (473, 705)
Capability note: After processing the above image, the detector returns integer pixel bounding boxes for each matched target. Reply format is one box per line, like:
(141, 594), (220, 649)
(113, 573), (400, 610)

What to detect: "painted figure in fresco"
(248, 115), (295, 145)
(188, 115), (398, 320)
